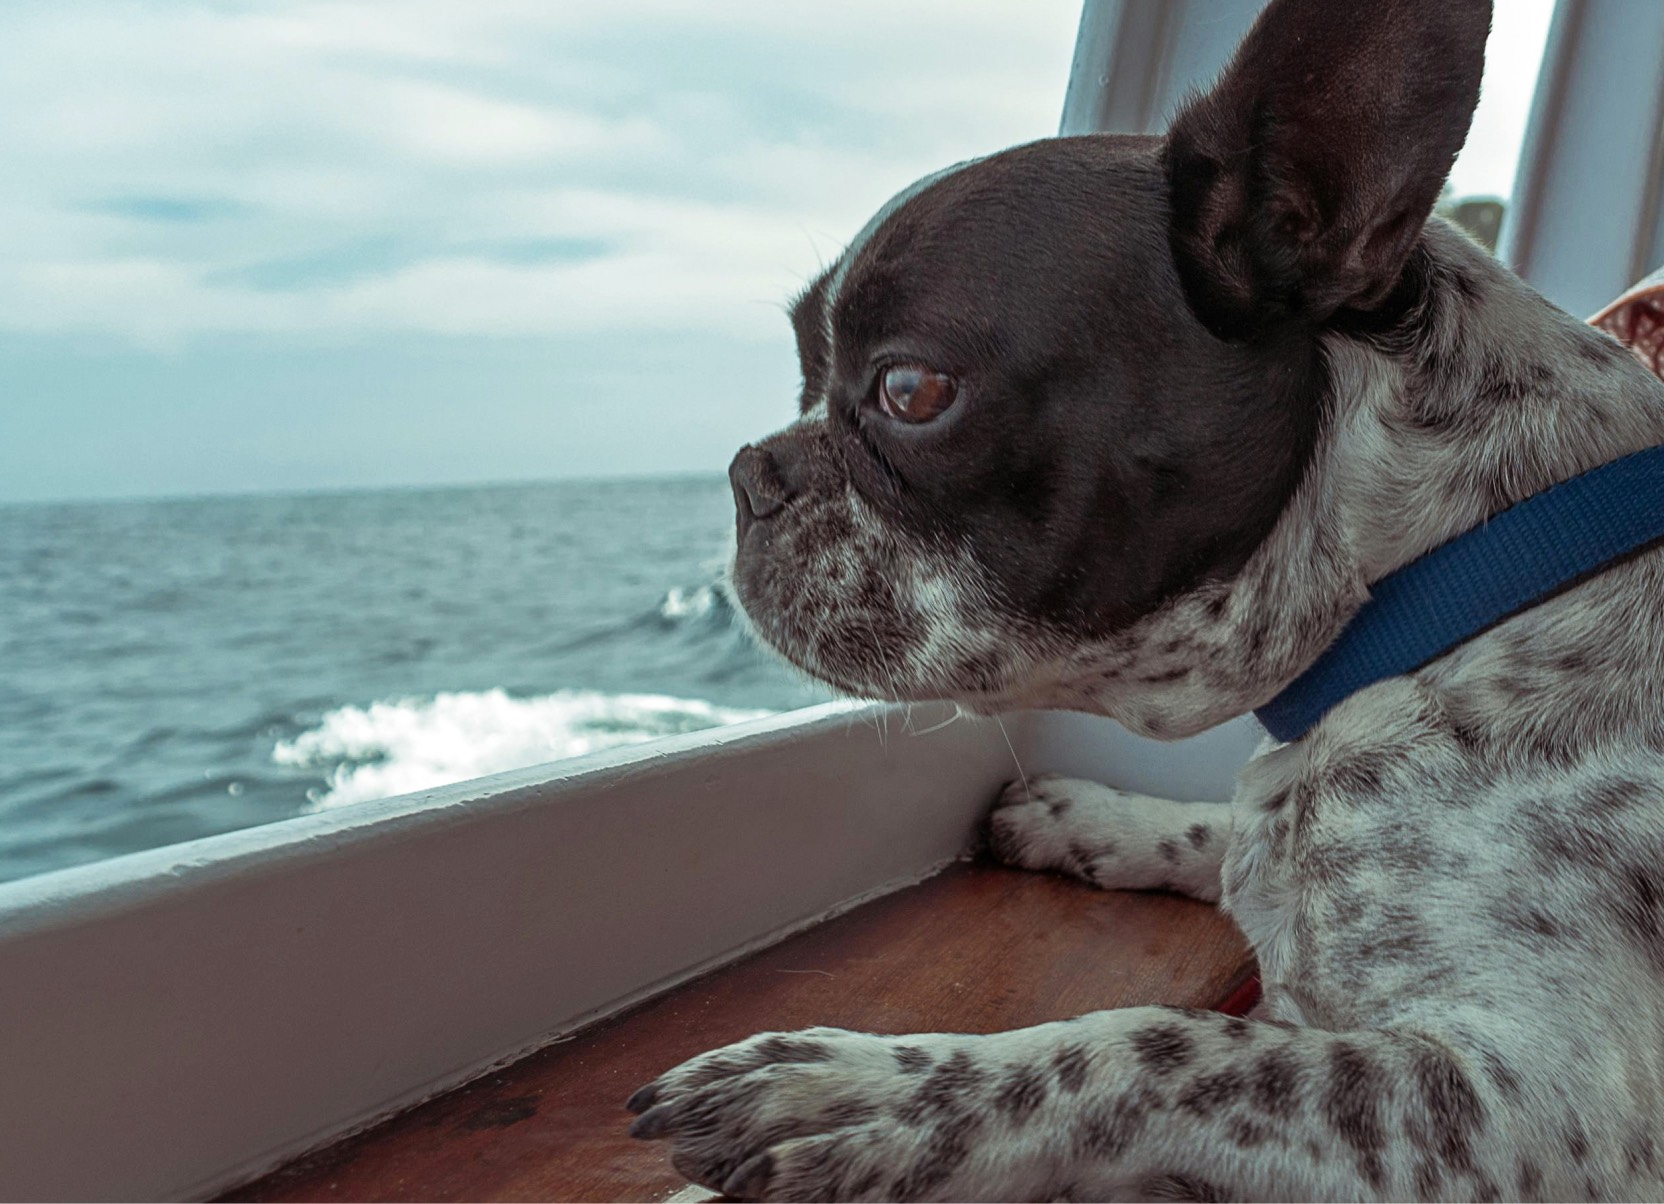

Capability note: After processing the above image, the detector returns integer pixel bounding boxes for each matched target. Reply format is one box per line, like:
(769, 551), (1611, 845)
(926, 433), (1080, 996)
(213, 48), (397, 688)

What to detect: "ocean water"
(0, 477), (831, 885)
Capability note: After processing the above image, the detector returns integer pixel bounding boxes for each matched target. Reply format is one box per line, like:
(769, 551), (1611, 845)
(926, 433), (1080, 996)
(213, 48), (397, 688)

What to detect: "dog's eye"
(877, 364), (958, 423)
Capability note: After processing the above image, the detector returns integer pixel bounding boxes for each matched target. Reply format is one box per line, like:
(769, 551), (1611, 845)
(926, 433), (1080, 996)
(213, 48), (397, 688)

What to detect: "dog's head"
(728, 0), (1491, 717)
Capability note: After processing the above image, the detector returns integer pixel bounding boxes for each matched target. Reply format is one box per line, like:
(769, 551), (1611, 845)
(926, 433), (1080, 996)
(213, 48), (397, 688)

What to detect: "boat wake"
(273, 687), (771, 810)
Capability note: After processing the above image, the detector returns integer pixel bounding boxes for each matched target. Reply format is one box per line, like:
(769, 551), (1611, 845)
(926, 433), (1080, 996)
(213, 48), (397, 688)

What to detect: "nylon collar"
(1254, 442), (1664, 742)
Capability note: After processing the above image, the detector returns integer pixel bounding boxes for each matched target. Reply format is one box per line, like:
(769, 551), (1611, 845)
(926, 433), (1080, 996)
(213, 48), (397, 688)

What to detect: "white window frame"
(1501, 0), (1664, 315)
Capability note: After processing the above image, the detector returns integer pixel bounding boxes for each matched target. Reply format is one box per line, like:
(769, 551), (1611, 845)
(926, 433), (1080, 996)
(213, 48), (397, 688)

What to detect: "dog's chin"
(761, 638), (1032, 715)
(728, 557), (1047, 713)
(732, 599), (973, 705)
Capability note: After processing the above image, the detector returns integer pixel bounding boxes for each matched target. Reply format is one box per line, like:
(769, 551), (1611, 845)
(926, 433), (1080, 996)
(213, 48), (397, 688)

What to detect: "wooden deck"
(224, 861), (1255, 1203)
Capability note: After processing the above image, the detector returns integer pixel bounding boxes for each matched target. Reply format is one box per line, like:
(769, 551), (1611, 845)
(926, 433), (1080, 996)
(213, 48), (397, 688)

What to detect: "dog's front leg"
(988, 774), (1230, 902)
(627, 1007), (1513, 1201)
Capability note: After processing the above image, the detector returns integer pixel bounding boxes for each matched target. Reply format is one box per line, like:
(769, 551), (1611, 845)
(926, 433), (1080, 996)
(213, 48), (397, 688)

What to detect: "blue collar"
(1254, 442), (1664, 743)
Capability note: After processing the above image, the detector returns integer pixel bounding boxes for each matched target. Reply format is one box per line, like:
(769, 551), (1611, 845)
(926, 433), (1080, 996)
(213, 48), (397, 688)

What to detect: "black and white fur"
(627, 1), (1664, 1198)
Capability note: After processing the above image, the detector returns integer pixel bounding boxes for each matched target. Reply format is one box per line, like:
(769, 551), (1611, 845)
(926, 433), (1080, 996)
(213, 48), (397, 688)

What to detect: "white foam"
(273, 687), (771, 810)
(659, 584), (716, 619)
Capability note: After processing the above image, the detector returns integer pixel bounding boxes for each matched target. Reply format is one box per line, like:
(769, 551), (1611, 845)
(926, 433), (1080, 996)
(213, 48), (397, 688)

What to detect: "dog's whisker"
(993, 714), (1030, 805)
(907, 708), (965, 738)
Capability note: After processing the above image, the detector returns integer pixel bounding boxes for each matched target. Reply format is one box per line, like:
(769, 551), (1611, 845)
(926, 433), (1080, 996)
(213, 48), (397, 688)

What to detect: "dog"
(625, 0), (1664, 1197)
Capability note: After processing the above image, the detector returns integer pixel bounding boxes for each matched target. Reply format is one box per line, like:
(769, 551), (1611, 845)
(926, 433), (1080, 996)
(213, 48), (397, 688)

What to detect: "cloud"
(91, 196), (251, 224)
(0, 1), (1554, 352)
(0, 0), (1080, 348)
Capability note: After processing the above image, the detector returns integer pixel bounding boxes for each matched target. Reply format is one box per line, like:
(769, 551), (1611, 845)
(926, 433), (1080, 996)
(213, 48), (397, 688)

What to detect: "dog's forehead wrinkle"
(822, 157), (982, 324)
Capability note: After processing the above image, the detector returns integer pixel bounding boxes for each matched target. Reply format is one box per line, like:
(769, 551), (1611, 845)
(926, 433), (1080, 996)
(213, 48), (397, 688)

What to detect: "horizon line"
(0, 467), (732, 511)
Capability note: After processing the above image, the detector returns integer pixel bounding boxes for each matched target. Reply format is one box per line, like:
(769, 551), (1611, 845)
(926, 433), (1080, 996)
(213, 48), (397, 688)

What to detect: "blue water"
(0, 477), (830, 884)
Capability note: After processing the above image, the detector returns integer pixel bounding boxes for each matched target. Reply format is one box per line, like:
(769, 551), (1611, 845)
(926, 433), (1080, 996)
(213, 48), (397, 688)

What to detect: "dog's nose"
(729, 444), (796, 541)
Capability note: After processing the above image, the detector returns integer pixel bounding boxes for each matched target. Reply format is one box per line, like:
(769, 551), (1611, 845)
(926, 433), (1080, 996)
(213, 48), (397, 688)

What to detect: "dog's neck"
(1045, 220), (1664, 754)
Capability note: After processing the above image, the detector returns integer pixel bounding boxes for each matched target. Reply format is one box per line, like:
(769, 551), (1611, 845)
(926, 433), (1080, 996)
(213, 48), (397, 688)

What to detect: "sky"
(0, 0), (1555, 504)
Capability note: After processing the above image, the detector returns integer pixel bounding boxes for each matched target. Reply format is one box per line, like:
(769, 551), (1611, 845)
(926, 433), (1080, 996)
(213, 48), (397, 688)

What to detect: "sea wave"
(273, 687), (772, 810)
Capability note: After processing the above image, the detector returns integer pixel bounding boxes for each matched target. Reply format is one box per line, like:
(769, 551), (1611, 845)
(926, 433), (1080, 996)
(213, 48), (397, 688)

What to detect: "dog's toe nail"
(624, 1082), (660, 1114)
(629, 1104), (673, 1139)
(723, 1151), (775, 1199)
(986, 820), (1022, 864)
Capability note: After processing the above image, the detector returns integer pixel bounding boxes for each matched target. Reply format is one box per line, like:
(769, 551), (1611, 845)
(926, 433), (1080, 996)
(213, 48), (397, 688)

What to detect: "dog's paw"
(987, 774), (1128, 880)
(986, 776), (1226, 901)
(626, 1027), (999, 1201)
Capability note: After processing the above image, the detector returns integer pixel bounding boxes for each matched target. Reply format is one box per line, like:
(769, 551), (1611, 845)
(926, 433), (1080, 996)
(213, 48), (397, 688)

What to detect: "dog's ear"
(1165, 0), (1490, 338)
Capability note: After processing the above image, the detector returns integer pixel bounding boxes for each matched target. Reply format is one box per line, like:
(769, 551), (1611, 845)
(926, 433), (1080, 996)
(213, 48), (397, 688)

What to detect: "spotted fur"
(635, 0), (1664, 1197)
